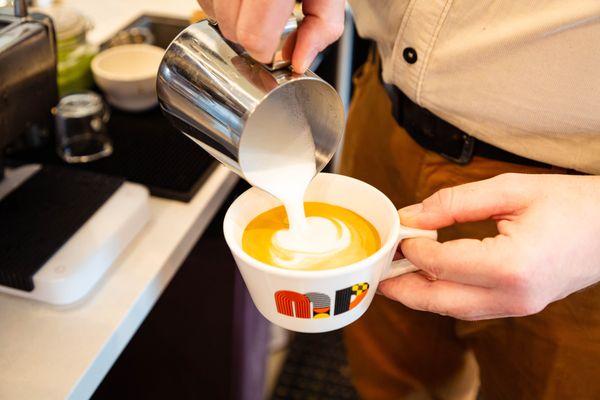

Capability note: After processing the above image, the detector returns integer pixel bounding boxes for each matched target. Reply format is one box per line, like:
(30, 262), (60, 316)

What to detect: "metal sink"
(101, 14), (190, 50)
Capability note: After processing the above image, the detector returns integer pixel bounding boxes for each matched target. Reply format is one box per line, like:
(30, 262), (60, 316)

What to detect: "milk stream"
(239, 86), (348, 268)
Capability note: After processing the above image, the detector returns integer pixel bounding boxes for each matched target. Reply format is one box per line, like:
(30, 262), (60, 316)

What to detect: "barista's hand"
(380, 173), (600, 320)
(196, 0), (345, 73)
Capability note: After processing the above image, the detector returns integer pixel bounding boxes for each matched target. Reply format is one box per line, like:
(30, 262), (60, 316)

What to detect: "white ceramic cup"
(223, 173), (438, 333)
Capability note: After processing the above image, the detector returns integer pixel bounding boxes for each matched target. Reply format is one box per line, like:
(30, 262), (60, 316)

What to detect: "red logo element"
(274, 282), (369, 319)
(274, 290), (311, 318)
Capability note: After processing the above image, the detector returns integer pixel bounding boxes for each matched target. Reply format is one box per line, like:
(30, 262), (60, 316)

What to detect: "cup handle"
(382, 226), (438, 280)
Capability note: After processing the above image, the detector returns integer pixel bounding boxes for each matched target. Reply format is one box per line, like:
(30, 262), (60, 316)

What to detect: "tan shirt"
(349, 0), (600, 174)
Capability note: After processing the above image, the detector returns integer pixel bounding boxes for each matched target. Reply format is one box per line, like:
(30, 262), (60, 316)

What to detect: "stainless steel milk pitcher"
(156, 19), (344, 177)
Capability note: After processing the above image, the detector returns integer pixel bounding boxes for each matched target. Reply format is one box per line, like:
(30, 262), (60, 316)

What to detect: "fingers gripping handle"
(386, 258), (419, 279)
(383, 226), (438, 280)
(208, 14), (300, 70)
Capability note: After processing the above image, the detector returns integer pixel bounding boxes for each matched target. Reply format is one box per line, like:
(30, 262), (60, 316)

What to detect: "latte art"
(243, 202), (381, 270)
(271, 216), (352, 268)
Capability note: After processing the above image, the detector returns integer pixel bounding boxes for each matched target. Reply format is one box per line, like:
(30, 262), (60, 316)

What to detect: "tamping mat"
(0, 166), (123, 291)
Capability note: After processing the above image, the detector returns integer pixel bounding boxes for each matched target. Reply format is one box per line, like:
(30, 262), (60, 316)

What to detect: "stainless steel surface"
(336, 5), (354, 114)
(266, 15), (297, 70)
(14, 0), (27, 18)
(157, 20), (344, 180)
(99, 14), (188, 51)
(105, 26), (155, 48)
(332, 4), (354, 172)
(0, 2), (58, 154)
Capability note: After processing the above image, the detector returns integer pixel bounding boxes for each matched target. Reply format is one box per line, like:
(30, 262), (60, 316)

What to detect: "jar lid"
(55, 91), (104, 119)
(43, 5), (90, 41)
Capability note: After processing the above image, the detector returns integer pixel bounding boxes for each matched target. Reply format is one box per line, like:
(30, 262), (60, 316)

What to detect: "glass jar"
(54, 91), (113, 163)
(44, 5), (98, 96)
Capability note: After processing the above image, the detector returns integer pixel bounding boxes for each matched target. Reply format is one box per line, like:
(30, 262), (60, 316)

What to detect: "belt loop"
(384, 83), (404, 126)
(367, 42), (378, 65)
(440, 134), (475, 165)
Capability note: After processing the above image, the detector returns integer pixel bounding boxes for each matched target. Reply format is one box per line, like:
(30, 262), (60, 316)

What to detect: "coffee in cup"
(242, 201), (381, 271)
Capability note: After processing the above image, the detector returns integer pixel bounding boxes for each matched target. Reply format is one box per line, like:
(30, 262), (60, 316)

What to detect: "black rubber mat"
(271, 330), (359, 400)
(80, 107), (217, 202)
(0, 166), (123, 291)
(7, 106), (217, 202)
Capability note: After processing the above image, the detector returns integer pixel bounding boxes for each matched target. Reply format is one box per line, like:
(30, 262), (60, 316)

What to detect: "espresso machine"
(0, 0), (57, 170)
(0, 0), (150, 305)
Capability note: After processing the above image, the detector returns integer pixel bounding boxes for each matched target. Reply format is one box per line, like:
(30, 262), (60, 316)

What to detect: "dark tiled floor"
(271, 330), (359, 400)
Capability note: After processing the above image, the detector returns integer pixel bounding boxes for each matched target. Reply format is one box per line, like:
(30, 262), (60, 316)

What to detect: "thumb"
(399, 174), (532, 230)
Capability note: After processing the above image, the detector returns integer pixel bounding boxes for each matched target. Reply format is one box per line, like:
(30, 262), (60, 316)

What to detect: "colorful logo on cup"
(274, 282), (370, 319)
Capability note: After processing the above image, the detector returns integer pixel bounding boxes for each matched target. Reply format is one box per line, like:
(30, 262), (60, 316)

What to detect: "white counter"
(61, 0), (200, 45)
(0, 166), (238, 399)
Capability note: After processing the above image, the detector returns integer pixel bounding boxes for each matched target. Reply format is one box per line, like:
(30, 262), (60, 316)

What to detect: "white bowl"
(91, 44), (164, 112)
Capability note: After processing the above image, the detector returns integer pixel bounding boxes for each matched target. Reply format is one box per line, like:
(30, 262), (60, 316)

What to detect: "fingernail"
(300, 50), (318, 73)
(297, 61), (309, 74)
(399, 203), (423, 221)
(420, 271), (438, 281)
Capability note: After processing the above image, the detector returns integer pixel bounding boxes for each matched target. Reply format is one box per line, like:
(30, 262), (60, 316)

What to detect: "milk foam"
(239, 85), (350, 265)
(271, 216), (351, 269)
(242, 202), (381, 271)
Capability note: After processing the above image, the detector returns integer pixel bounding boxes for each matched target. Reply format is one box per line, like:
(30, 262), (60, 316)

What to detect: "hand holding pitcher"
(196, 0), (345, 72)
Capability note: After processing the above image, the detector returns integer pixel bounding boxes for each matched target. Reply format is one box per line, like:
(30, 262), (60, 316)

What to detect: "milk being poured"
(239, 86), (350, 268)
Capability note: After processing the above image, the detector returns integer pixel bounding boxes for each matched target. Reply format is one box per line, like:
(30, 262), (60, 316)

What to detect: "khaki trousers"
(340, 54), (600, 400)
